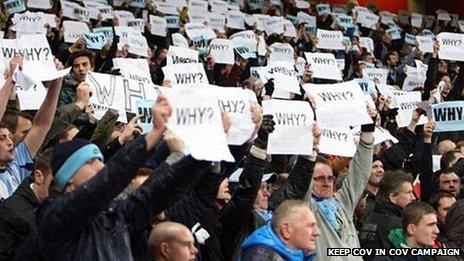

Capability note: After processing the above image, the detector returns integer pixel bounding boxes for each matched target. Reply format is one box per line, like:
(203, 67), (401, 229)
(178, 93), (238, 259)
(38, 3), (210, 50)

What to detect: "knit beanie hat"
(51, 139), (104, 191)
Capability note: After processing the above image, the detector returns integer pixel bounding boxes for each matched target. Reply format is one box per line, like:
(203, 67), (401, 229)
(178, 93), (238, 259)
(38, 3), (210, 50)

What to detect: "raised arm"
(23, 59), (64, 157)
(335, 107), (375, 215)
(0, 55), (23, 121)
(420, 121), (436, 203)
(268, 123), (322, 210)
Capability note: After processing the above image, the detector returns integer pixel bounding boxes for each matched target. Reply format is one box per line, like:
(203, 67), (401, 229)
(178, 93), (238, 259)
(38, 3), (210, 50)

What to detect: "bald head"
(149, 221), (197, 261)
(438, 140), (456, 155)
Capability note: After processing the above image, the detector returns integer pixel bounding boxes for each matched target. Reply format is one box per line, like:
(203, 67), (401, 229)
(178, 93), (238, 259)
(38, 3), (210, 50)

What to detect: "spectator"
(436, 170), (461, 198)
(429, 192), (456, 247)
(364, 156), (385, 218)
(149, 221), (198, 261)
(240, 199), (320, 260)
(444, 199), (464, 250)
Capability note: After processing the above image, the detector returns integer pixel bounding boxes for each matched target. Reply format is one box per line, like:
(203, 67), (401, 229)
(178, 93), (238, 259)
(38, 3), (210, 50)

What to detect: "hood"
(241, 222), (315, 261)
(193, 169), (225, 209)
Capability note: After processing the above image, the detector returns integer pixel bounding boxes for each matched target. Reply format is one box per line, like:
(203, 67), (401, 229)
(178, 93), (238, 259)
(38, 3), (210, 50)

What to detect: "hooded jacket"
(240, 222), (315, 261)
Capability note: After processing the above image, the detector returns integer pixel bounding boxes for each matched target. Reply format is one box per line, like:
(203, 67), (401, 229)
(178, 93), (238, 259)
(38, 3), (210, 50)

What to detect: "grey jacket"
(305, 139), (374, 261)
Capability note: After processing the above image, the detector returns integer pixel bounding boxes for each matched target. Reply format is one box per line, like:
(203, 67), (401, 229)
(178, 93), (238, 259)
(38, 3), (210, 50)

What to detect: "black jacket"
(359, 201), (403, 251)
(0, 178), (39, 260)
(36, 136), (209, 261)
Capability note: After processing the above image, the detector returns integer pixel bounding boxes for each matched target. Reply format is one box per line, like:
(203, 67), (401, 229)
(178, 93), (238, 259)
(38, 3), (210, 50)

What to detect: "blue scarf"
(312, 195), (340, 231)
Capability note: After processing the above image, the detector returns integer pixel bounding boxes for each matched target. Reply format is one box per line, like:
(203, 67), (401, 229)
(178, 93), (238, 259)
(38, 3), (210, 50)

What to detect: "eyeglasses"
(313, 176), (336, 183)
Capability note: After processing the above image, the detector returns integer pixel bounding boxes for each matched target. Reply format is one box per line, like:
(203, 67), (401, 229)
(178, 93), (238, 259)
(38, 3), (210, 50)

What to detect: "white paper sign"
(63, 20), (90, 44)
(211, 86), (257, 145)
(185, 22), (216, 40)
(227, 10), (245, 30)
(363, 68), (389, 84)
(270, 43), (294, 64)
(162, 63), (209, 87)
(402, 75), (425, 92)
(297, 11), (316, 26)
(208, 38), (234, 65)
(208, 14), (226, 32)
(230, 30), (257, 51)
(16, 82), (47, 110)
(149, 15), (167, 37)
(283, 19), (297, 38)
(165, 87), (234, 161)
(172, 33), (189, 47)
(262, 99), (314, 155)
(305, 52), (342, 81)
(167, 45), (199, 65)
(4, 0), (26, 14)
(155, 2), (179, 15)
(28, 0), (52, 9)
(188, 0), (208, 14)
(358, 10), (379, 29)
(265, 16), (284, 35)
(211, 0), (228, 14)
(316, 29), (344, 50)
(84, 32), (107, 50)
(360, 37), (374, 54)
(437, 32), (464, 61)
(11, 11), (47, 34)
(411, 13), (423, 28)
(303, 80), (373, 128)
(416, 36), (434, 53)
(319, 127), (356, 157)
(265, 61), (300, 94)
(394, 91), (427, 127)
(113, 58), (153, 85)
(386, 28), (402, 40)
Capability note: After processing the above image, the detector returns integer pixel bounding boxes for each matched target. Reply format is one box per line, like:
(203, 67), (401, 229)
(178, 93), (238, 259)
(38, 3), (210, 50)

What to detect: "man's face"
(0, 128), (15, 164)
(387, 55), (399, 67)
(437, 196), (456, 225)
(440, 76), (452, 97)
(439, 172), (461, 197)
(287, 207), (320, 253)
(438, 61), (449, 74)
(13, 116), (32, 145)
(216, 178), (231, 201)
(254, 182), (271, 211)
(311, 163), (335, 199)
(410, 213), (440, 247)
(369, 160), (385, 186)
(72, 56), (93, 82)
(165, 228), (198, 261)
(63, 158), (104, 195)
(391, 182), (415, 209)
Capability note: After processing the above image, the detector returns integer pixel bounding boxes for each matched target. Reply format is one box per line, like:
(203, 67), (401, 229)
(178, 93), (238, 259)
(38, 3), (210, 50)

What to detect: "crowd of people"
(0, 0), (463, 260)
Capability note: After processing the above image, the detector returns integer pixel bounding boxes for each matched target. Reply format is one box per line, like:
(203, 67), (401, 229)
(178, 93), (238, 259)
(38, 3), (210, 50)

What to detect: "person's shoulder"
(240, 244), (285, 261)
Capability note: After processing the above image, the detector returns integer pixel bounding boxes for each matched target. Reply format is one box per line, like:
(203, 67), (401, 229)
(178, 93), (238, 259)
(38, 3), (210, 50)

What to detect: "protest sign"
(402, 75), (425, 92)
(136, 99), (155, 134)
(316, 4), (331, 15)
(63, 20), (90, 44)
(113, 10), (135, 25)
(84, 32), (107, 50)
(363, 68), (389, 84)
(97, 5), (114, 20)
(319, 127), (356, 157)
(359, 37), (374, 54)
(262, 99), (314, 155)
(167, 46), (199, 65)
(86, 72), (159, 119)
(432, 101), (464, 132)
(234, 45), (256, 59)
(265, 16), (284, 35)
(269, 43), (294, 64)
(113, 58), (152, 85)
(208, 38), (234, 65)
(11, 11), (47, 34)
(171, 33), (189, 47)
(166, 16), (181, 29)
(415, 36), (434, 53)
(126, 18), (145, 33)
(123, 34), (150, 57)
(316, 29), (344, 50)
(155, 2), (178, 15)
(411, 13), (423, 28)
(297, 11), (316, 27)
(295, 56), (306, 76)
(386, 28), (402, 40)
(27, 0), (51, 9)
(211, 0), (228, 14)
(4, 0), (26, 14)
(398, 10), (410, 24)
(459, 20), (464, 33)
(16, 82), (47, 110)
(405, 33), (416, 46)
(130, 0), (146, 8)
(149, 15), (167, 37)
(188, 0), (208, 14)
(265, 61), (300, 94)
(303, 80), (373, 128)
(249, 0), (263, 10)
(380, 11), (394, 25)
(332, 4), (347, 14)
(336, 13), (354, 29)
(0, 34), (70, 89)
(295, 0), (309, 9)
(356, 78), (375, 95)
(437, 12), (451, 21)
(162, 63), (209, 87)
(164, 87), (234, 162)
(61, 0), (91, 22)
(93, 27), (113, 43)
(167, 0), (187, 9)
(424, 15), (435, 28)
(227, 10), (245, 30)
(188, 12), (207, 24)
(394, 91), (428, 127)
(305, 52), (342, 81)
(185, 22), (216, 40)
(208, 14), (226, 32)
(210, 86), (257, 145)
(230, 30), (257, 51)
(437, 32), (464, 61)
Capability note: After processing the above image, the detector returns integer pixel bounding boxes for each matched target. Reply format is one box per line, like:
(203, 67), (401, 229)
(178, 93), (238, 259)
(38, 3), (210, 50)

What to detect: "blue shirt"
(0, 142), (33, 200)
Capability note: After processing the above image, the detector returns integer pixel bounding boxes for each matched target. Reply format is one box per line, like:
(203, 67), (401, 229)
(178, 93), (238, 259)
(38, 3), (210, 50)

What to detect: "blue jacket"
(240, 222), (316, 261)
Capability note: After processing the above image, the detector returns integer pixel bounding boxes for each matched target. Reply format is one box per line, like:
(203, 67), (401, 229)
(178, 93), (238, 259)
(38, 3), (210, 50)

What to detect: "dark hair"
(440, 150), (460, 170)
(0, 112), (33, 134)
(66, 49), (95, 68)
(34, 148), (53, 175)
(402, 201), (436, 236)
(376, 170), (413, 203)
(429, 191), (455, 211)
